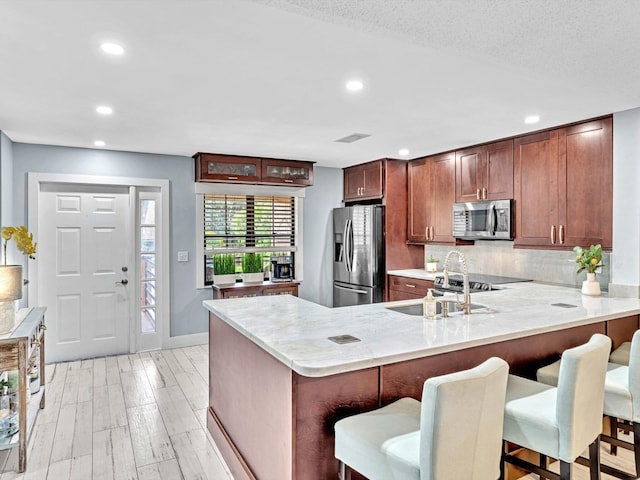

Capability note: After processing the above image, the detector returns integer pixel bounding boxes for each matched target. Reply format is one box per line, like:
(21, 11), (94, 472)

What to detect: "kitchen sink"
(386, 302), (485, 316)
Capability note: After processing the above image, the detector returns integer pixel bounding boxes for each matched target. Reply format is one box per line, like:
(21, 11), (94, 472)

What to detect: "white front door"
(39, 184), (132, 362)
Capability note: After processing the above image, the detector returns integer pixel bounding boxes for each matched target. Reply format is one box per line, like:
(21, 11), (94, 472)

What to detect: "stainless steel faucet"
(442, 250), (472, 315)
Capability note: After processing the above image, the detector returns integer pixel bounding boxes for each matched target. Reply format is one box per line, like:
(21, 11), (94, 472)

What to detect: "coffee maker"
(271, 255), (294, 281)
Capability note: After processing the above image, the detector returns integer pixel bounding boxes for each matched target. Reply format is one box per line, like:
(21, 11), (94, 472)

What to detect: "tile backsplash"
(425, 241), (610, 291)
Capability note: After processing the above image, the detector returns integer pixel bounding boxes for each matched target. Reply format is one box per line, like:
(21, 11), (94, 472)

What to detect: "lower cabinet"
(212, 281), (299, 299)
(388, 275), (434, 301)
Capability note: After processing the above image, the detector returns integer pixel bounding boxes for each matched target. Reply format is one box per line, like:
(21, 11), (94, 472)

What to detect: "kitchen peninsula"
(204, 284), (640, 480)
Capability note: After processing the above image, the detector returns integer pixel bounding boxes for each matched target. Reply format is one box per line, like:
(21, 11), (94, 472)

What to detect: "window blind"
(204, 194), (296, 251)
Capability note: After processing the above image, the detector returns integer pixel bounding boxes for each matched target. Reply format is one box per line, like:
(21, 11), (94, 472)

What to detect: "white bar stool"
(334, 357), (509, 480)
(537, 330), (640, 479)
(501, 333), (611, 480)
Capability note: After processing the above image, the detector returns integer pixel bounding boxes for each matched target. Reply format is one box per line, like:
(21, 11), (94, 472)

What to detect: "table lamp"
(0, 266), (23, 334)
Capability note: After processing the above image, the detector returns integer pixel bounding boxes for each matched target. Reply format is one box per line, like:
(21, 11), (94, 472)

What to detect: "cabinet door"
(430, 152), (457, 244)
(559, 117), (612, 249)
(361, 161), (383, 199)
(344, 166), (364, 201)
(407, 158), (430, 243)
(484, 139), (514, 200)
(514, 130), (560, 247)
(455, 147), (483, 202)
(195, 154), (261, 183)
(261, 159), (314, 186)
(264, 285), (299, 296)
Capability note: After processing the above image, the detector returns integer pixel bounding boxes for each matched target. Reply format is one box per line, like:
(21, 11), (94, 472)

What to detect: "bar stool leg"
(634, 422), (640, 477)
(540, 453), (547, 469)
(589, 438), (601, 480)
(338, 460), (351, 480)
(499, 441), (506, 480)
(611, 416), (619, 455)
(560, 460), (572, 480)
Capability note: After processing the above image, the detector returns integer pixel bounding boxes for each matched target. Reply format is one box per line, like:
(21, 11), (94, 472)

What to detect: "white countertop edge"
(203, 296), (640, 378)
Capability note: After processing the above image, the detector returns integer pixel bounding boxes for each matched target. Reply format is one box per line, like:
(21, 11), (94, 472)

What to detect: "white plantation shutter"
(203, 194), (296, 252)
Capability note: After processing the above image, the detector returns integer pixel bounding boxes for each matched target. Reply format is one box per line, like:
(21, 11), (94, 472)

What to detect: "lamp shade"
(0, 265), (23, 302)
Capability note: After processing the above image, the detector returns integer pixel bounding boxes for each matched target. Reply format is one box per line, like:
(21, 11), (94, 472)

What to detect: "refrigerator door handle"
(346, 218), (354, 272)
(343, 219), (351, 272)
(334, 284), (369, 295)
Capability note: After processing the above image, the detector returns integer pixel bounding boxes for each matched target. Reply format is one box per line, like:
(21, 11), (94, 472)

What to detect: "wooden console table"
(212, 281), (299, 299)
(0, 307), (46, 472)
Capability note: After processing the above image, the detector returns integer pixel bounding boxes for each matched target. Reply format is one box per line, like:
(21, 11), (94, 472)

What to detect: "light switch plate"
(177, 251), (189, 262)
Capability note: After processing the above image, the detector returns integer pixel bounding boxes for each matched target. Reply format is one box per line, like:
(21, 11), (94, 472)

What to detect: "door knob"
(122, 266), (128, 272)
(116, 279), (129, 286)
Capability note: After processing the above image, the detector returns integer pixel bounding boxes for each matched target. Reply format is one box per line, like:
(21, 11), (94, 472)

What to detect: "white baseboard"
(163, 332), (208, 349)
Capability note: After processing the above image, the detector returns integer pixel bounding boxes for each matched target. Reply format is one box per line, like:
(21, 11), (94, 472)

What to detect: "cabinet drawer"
(388, 275), (433, 296)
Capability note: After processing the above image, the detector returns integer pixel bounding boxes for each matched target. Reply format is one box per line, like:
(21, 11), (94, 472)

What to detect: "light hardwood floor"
(0, 346), (234, 480)
(1, 345), (638, 480)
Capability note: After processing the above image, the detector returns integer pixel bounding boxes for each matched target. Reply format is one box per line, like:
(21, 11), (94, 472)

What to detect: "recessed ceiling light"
(398, 148), (410, 157)
(525, 115), (540, 124)
(96, 105), (113, 115)
(100, 42), (125, 55)
(94, 140), (106, 147)
(345, 80), (364, 92)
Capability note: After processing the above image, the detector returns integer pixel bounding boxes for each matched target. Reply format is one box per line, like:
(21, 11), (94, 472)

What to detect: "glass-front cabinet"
(261, 159), (314, 186)
(194, 153), (314, 186)
(195, 154), (261, 183)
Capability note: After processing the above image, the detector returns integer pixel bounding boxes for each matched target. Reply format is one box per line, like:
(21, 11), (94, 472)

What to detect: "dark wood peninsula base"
(207, 312), (639, 480)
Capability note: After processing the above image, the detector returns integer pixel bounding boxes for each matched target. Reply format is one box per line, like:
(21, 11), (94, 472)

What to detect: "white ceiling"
(1, 1), (639, 168)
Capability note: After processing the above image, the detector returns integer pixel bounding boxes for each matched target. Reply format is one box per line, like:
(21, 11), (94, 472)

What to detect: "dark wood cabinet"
(261, 159), (314, 186)
(407, 152), (457, 244)
(195, 153), (314, 187)
(514, 117), (612, 249)
(343, 160), (383, 202)
(212, 281), (299, 299)
(456, 140), (514, 202)
(388, 275), (434, 301)
(195, 153), (262, 184)
(558, 118), (613, 249)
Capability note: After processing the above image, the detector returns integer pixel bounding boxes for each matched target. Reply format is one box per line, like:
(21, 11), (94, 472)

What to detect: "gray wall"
(10, 141), (344, 336)
(12, 142), (206, 337)
(0, 132), (14, 226)
(299, 166), (343, 306)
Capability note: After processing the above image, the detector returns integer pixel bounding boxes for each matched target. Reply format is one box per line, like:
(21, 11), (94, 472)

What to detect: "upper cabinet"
(194, 153), (314, 186)
(343, 160), (383, 202)
(407, 152), (458, 245)
(455, 139), (513, 202)
(514, 117), (612, 249)
(261, 158), (314, 186)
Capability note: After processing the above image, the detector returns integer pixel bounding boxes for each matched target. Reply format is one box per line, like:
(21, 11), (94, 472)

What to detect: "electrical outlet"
(177, 251), (189, 262)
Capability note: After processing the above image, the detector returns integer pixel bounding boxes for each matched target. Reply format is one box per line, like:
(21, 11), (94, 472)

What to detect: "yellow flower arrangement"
(1, 226), (37, 265)
(573, 244), (603, 276)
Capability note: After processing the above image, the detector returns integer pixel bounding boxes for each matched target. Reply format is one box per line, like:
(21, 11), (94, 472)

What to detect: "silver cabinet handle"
(476, 188), (480, 200)
(559, 225), (565, 244)
(482, 187), (487, 199)
(550, 225), (556, 244)
(227, 176), (238, 180)
(405, 284), (416, 288)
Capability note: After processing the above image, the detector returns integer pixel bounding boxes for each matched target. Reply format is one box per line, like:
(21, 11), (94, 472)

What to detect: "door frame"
(27, 172), (170, 354)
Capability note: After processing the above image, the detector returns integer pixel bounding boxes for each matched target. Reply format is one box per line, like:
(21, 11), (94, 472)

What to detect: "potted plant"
(573, 244), (603, 296)
(242, 253), (264, 284)
(426, 255), (439, 273)
(212, 254), (236, 286)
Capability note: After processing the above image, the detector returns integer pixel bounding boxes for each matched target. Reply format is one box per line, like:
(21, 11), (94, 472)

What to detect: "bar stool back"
(334, 357), (509, 480)
(502, 333), (611, 480)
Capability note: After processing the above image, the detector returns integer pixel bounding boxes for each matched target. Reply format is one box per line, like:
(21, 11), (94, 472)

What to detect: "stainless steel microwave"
(452, 199), (513, 240)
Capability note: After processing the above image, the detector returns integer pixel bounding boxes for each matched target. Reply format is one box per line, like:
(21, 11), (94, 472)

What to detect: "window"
(202, 194), (298, 285)
(139, 198), (157, 333)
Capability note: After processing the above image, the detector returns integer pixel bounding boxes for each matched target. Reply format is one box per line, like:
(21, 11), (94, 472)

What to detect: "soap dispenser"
(424, 289), (437, 319)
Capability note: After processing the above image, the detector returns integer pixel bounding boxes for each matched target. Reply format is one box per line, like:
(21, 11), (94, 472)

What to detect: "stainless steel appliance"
(434, 273), (530, 293)
(333, 205), (384, 306)
(452, 199), (513, 240)
(271, 255), (294, 281)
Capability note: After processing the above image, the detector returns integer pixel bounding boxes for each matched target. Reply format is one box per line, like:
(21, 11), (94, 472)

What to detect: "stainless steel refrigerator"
(333, 205), (385, 307)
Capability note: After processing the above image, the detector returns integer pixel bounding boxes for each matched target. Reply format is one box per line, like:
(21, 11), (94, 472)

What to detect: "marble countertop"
(387, 269), (439, 280)
(203, 282), (640, 378)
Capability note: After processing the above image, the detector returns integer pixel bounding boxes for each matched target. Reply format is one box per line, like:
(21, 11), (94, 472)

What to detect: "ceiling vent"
(335, 133), (371, 143)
